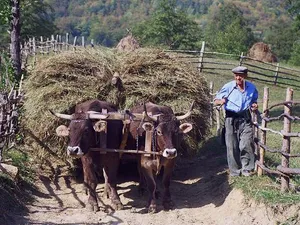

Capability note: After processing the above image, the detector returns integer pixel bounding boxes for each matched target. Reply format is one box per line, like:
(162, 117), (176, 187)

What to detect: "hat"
(232, 66), (248, 74)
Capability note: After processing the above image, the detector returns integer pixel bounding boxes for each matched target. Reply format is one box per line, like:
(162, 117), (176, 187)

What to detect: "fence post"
(281, 88), (293, 192)
(51, 35), (55, 53)
(32, 37), (36, 64)
(82, 36), (85, 47)
(198, 41), (205, 72)
(258, 87), (269, 176)
(273, 63), (280, 85)
(209, 81), (214, 126)
(46, 38), (50, 54)
(59, 35), (62, 51)
(40, 36), (43, 54)
(66, 33), (69, 51)
(73, 36), (77, 51)
(239, 52), (244, 65)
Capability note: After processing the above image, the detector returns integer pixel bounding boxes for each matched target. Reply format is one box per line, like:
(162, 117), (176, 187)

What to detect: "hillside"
(43, 0), (292, 46)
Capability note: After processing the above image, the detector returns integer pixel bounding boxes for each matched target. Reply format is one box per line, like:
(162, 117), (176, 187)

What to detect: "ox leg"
(103, 164), (123, 210)
(162, 159), (175, 210)
(81, 155), (99, 212)
(137, 155), (146, 196)
(103, 168), (111, 199)
(141, 166), (157, 213)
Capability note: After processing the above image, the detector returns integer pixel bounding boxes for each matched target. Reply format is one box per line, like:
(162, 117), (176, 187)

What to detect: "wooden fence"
(211, 85), (300, 192)
(0, 52), (23, 162)
(20, 33), (94, 68)
(166, 41), (300, 89)
(0, 88), (22, 161)
(20, 35), (300, 89)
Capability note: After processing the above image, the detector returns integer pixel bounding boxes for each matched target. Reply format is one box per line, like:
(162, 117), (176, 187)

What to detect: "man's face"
(234, 73), (247, 85)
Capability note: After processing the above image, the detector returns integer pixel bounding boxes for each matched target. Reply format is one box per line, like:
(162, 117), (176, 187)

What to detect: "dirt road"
(11, 149), (293, 225)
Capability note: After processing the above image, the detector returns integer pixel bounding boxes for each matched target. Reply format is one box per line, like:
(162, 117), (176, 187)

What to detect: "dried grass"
(22, 47), (210, 166)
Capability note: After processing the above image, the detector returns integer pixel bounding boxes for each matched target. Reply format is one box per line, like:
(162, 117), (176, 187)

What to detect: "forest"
(1, 0), (300, 68)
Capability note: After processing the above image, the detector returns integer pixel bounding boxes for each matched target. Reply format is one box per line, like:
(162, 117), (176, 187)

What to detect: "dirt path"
(12, 150), (291, 225)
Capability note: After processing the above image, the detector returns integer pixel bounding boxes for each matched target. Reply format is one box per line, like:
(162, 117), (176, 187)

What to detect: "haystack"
(116, 34), (140, 52)
(22, 47), (210, 168)
(248, 42), (278, 63)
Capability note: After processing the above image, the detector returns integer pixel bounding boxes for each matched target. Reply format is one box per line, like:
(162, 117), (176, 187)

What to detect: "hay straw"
(22, 47), (210, 165)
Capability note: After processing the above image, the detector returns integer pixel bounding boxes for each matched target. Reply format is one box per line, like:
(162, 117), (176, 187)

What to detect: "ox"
(51, 100), (123, 211)
(125, 101), (194, 213)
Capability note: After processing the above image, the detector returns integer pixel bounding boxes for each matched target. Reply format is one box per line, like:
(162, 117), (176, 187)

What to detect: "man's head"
(232, 66), (248, 86)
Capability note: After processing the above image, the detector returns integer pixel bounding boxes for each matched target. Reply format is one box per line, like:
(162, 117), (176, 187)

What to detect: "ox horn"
(49, 109), (73, 120)
(176, 100), (195, 121)
(86, 111), (109, 119)
(143, 102), (158, 122)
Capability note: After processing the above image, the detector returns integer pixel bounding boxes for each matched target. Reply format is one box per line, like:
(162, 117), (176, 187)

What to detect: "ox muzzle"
(162, 148), (177, 159)
(67, 146), (84, 157)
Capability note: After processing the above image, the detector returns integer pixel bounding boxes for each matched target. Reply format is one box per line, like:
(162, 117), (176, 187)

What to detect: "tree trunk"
(10, 0), (22, 81)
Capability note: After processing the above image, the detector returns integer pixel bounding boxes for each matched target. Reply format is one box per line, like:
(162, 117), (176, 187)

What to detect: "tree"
(10, 0), (22, 80)
(0, 0), (58, 82)
(286, 0), (300, 29)
(133, 0), (202, 50)
(204, 3), (255, 54)
(264, 20), (299, 62)
(288, 41), (300, 66)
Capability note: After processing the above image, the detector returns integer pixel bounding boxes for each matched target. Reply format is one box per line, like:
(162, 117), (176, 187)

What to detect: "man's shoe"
(241, 170), (255, 177)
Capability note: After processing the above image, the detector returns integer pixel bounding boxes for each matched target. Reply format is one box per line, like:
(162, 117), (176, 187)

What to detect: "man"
(214, 66), (258, 177)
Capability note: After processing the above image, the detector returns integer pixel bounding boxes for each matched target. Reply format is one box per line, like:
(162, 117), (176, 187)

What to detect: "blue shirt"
(215, 80), (258, 113)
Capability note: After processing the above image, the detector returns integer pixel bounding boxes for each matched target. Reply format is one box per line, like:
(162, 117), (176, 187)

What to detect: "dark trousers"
(225, 117), (255, 176)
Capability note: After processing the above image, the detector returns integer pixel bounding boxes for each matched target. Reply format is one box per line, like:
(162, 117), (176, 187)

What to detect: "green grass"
(231, 175), (300, 205)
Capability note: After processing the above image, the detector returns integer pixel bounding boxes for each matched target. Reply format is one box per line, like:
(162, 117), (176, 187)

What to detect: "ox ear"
(56, 125), (69, 137)
(142, 122), (154, 132)
(93, 120), (107, 132)
(179, 123), (193, 134)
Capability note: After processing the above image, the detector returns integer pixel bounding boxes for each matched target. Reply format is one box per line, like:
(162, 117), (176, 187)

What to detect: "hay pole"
(281, 87), (293, 192)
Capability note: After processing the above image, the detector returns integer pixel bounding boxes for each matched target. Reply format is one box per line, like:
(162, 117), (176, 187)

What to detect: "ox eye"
(156, 129), (163, 136)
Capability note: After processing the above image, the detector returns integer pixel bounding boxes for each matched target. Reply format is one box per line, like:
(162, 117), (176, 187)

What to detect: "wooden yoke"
(95, 108), (108, 154)
(143, 122), (154, 157)
(99, 120), (107, 150)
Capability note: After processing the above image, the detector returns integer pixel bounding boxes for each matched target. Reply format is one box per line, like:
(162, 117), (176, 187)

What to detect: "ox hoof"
(86, 204), (99, 212)
(112, 200), (124, 210)
(103, 191), (110, 199)
(148, 204), (157, 213)
(163, 200), (175, 211)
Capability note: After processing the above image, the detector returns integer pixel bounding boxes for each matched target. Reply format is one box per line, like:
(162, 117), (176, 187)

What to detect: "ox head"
(141, 101), (194, 159)
(51, 110), (107, 158)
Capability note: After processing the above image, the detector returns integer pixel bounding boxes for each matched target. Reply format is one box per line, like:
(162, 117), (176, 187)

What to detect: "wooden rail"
(166, 41), (300, 89)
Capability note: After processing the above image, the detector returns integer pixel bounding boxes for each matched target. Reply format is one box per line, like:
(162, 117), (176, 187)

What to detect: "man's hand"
(214, 98), (227, 106)
(251, 103), (258, 111)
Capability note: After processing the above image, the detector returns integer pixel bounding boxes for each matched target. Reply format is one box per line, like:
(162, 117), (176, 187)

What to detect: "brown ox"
(52, 100), (123, 211)
(125, 102), (194, 213)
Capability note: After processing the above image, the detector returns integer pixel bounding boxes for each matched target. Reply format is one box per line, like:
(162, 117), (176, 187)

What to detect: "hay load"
(22, 47), (210, 167)
(248, 42), (278, 63)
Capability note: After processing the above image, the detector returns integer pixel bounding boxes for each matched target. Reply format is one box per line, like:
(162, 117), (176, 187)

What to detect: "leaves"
(205, 2), (255, 53)
(133, 0), (202, 50)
